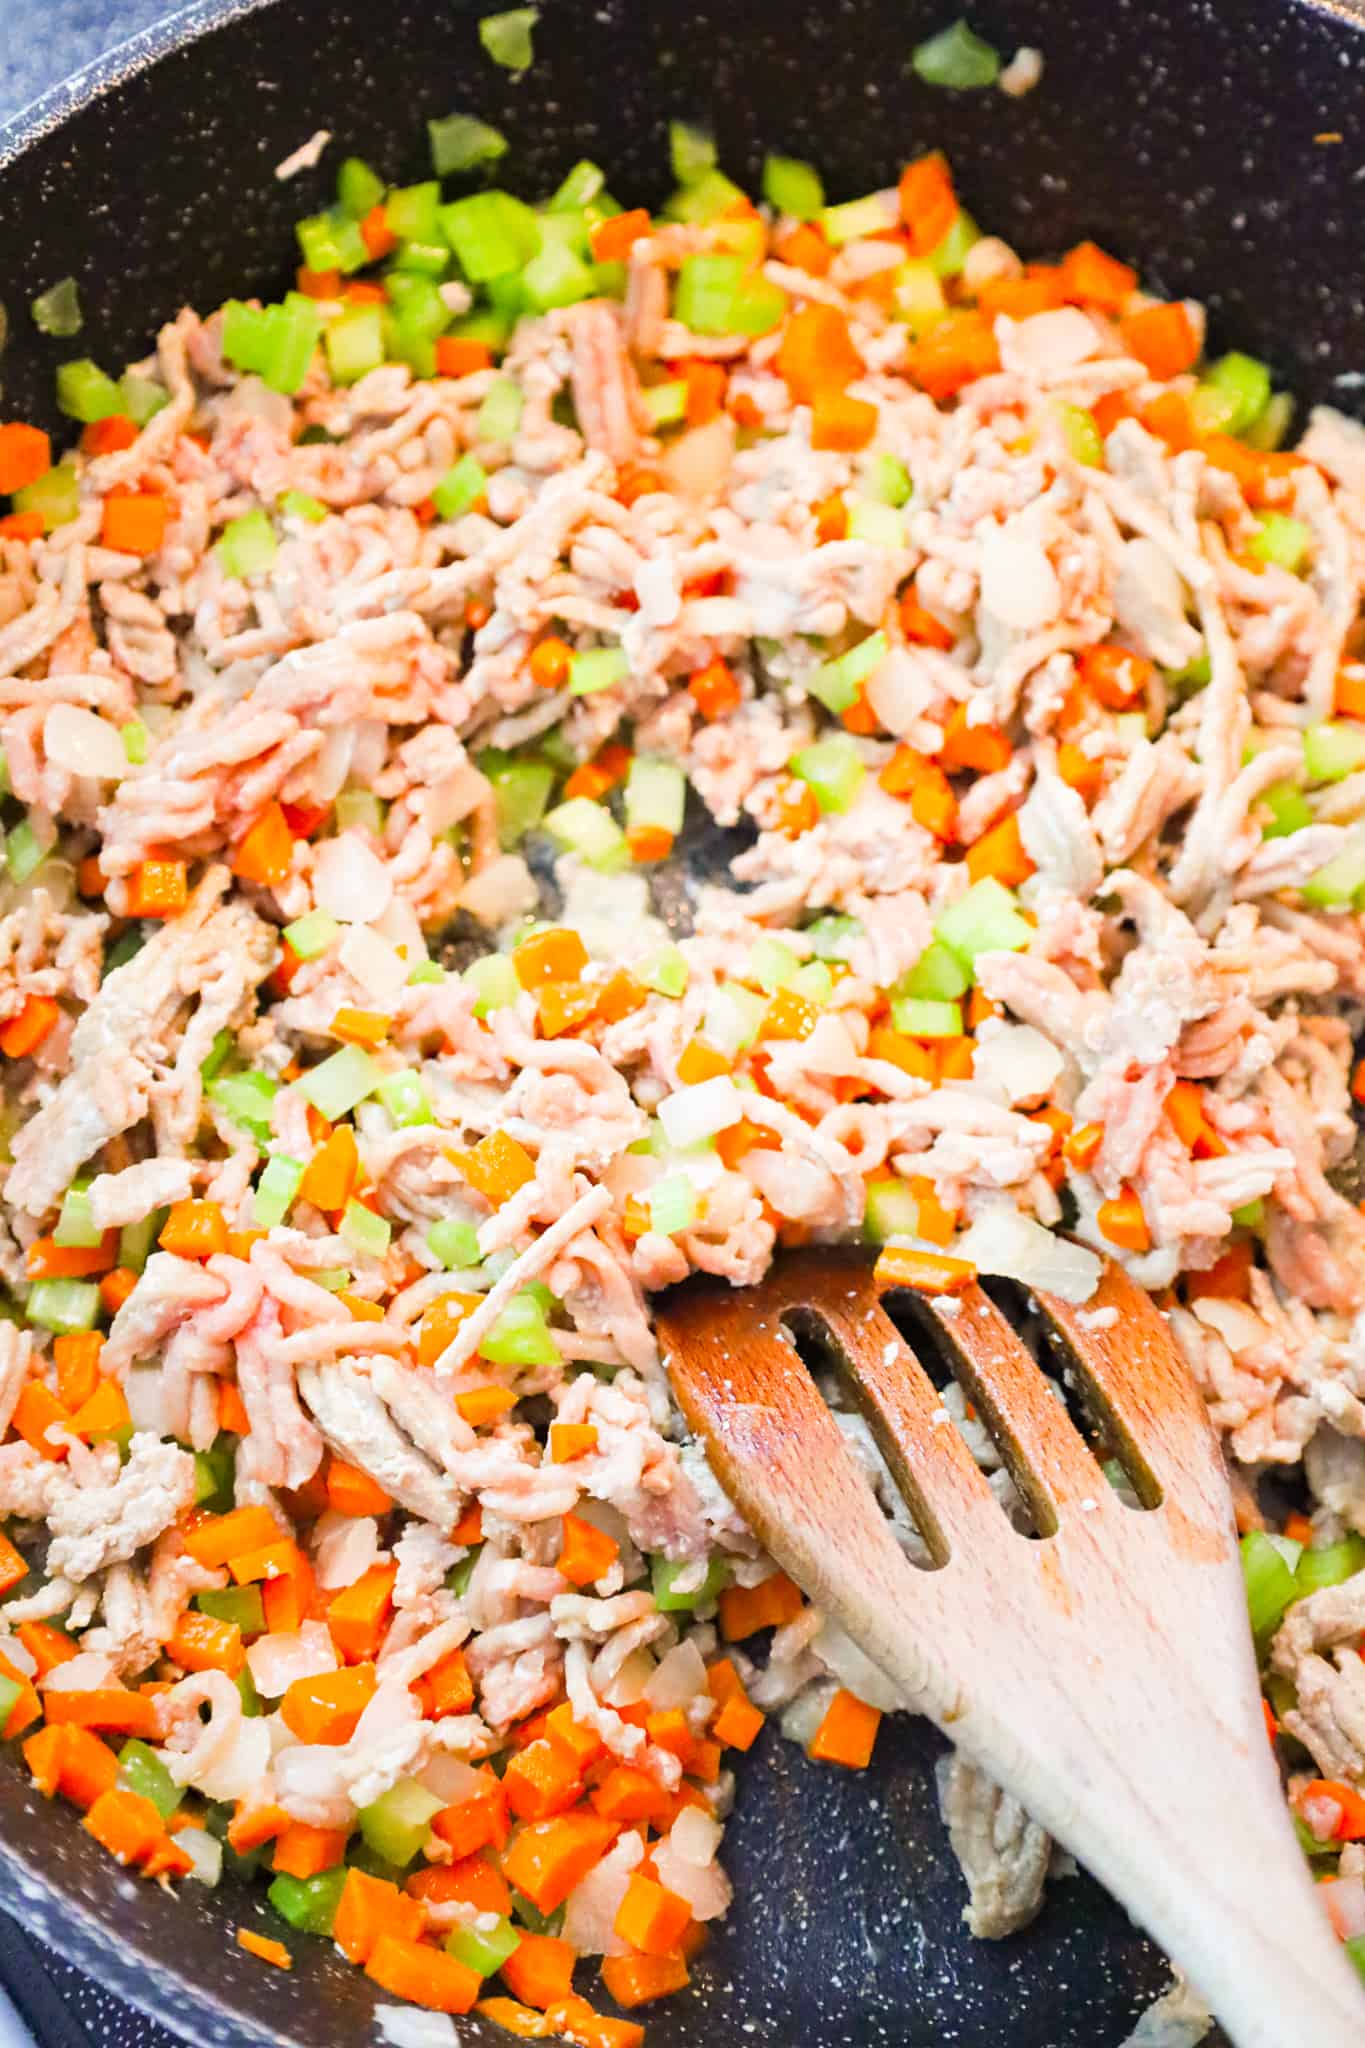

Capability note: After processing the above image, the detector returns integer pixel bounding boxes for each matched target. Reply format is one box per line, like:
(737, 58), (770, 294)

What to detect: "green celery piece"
(299, 1045), (380, 1120)
(806, 631), (889, 715)
(117, 1739), (182, 1822)
(25, 1279), (100, 1335)
(0, 1675), (22, 1735)
(1055, 401), (1103, 467)
(358, 1777), (442, 1867)
(338, 157), (385, 219)
(295, 208), (368, 276)
(217, 510), (277, 581)
(206, 1070), (278, 1145)
(1192, 350), (1271, 436)
(428, 1217), (481, 1269)
(902, 940), (971, 1002)
(1295, 1535), (1365, 1597)
(567, 647), (628, 697)
(341, 1200), (391, 1259)
(934, 878), (1033, 967)
(440, 192), (540, 283)
(550, 160), (607, 212)
(481, 753), (556, 848)
(674, 254), (745, 335)
(433, 454), (489, 521)
(1232, 1198), (1266, 1230)
(749, 936), (802, 993)
(1303, 835), (1365, 908)
(666, 169), (750, 227)
(762, 154), (824, 220)
(625, 755), (686, 835)
(53, 1181), (103, 1250)
(377, 1071), (433, 1129)
(542, 796), (628, 871)
(480, 1289), (558, 1367)
(118, 1210), (162, 1273)
(31, 278), (82, 338)
(820, 194), (895, 246)
(862, 452), (912, 507)
(6, 819), (49, 885)
(508, 1889), (565, 1936)
(1261, 782), (1313, 839)
(254, 1153), (304, 1229)
(13, 462), (79, 532)
(429, 114), (508, 177)
(669, 120), (716, 186)
(649, 1175), (699, 1236)
(391, 239), (450, 278)
(445, 1918), (521, 1977)
(464, 953), (521, 1016)
(890, 995), (962, 1038)
(1240, 1528), (1297, 1649)
(926, 209), (980, 279)
(325, 305), (386, 385)
(193, 1442), (236, 1510)
(863, 1178), (922, 1243)
(385, 182), (442, 244)
(640, 945), (689, 998)
(55, 359), (125, 423)
(120, 374), (169, 426)
(1250, 513), (1311, 574)
(1345, 1934), (1365, 1986)
(237, 1666), (263, 1718)
(480, 6), (538, 70)
(283, 909), (339, 957)
(651, 1554), (731, 1611)
(267, 1867), (348, 1936)
(477, 377), (525, 443)
(911, 18), (1002, 87)
(805, 913), (862, 961)
(789, 733), (865, 814)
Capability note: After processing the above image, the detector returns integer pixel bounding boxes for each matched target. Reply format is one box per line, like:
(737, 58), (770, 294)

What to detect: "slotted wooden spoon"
(655, 1247), (1362, 2048)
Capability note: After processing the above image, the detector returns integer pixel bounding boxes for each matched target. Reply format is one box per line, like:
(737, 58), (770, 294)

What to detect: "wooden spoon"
(655, 1246), (1362, 2048)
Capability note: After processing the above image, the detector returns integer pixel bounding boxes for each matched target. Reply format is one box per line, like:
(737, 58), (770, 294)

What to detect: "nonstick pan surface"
(2, 0), (1365, 2041)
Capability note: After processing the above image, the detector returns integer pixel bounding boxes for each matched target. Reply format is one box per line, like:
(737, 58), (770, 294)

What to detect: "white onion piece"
(1, 1638), (36, 1678)
(561, 1830), (644, 1957)
(43, 704), (129, 781)
(979, 523), (1060, 633)
(312, 1511), (381, 1589)
(970, 1023), (1064, 1108)
(604, 1647), (657, 1708)
(652, 1832), (733, 1920)
(865, 646), (934, 738)
(219, 377), (295, 435)
(42, 1652), (118, 1693)
(375, 2011), (458, 2048)
(660, 415), (734, 502)
(644, 1640), (707, 1711)
(956, 1206), (1101, 1303)
(193, 1715), (272, 1803)
(419, 1753), (484, 1806)
(668, 1805), (722, 1868)
(557, 862), (665, 962)
(338, 924), (408, 1009)
(313, 831), (392, 923)
(1005, 307), (1099, 375)
(457, 853), (538, 927)
(246, 1620), (337, 1699)
(375, 893), (426, 963)
(123, 1365), (172, 1435)
(811, 1619), (903, 1713)
(180, 1827), (224, 1887)
(779, 1677), (837, 1751)
(1321, 1876), (1365, 1941)
(657, 1077), (743, 1149)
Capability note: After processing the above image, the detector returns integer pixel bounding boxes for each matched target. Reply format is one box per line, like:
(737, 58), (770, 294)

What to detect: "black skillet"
(1, 0), (1364, 2039)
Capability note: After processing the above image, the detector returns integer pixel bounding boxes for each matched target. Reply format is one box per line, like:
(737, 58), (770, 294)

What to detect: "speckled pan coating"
(0, 0), (1362, 2041)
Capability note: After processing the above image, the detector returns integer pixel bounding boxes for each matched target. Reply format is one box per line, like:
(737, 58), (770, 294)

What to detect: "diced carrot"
(1335, 664), (1365, 721)
(26, 1233), (116, 1280)
(564, 742), (631, 802)
(643, 1709), (692, 1765)
(127, 857), (189, 919)
(898, 586), (955, 651)
(559, 1513), (619, 1588)
(296, 1124), (359, 1215)
(1097, 1187), (1151, 1253)
(712, 1693), (765, 1752)
(217, 1381), (251, 1435)
(501, 1933), (577, 2009)
(417, 1643), (474, 1719)
(706, 1658), (745, 1706)
(865, 1027), (934, 1082)
(761, 989), (818, 1043)
(432, 334), (492, 379)
(453, 1503), (484, 1546)
(515, 925), (590, 990)
(458, 1130), (536, 1208)
(232, 802), (295, 889)
(813, 490), (848, 543)
(543, 1998), (645, 2048)
(280, 1662), (377, 1745)
(82, 415), (139, 456)
(407, 1853), (510, 1916)
(1186, 1239), (1254, 1303)
(0, 1646), (40, 1737)
(1057, 740), (1104, 801)
(907, 764), (957, 842)
(456, 1385), (519, 1427)
(45, 1687), (159, 1737)
(911, 311), (1000, 401)
(681, 359), (728, 426)
(226, 1228), (266, 1261)
(296, 267), (342, 298)
(614, 1874), (692, 1958)
(25, 1723), (117, 1807)
(327, 1561), (397, 1663)
(1283, 1512), (1315, 1548)
(71, 1380), (132, 1443)
(626, 823), (675, 865)
(365, 1934), (481, 2012)
(808, 1688), (881, 1768)
(897, 151), (958, 256)
(718, 1572), (804, 1641)
(965, 811), (1035, 888)
(262, 1565), (314, 1635)
(938, 703), (1012, 775)
(544, 1704), (603, 1773)
(0, 423), (51, 493)
(1141, 390), (1196, 453)
(775, 304), (863, 405)
(12, 1382), (72, 1462)
(599, 1954), (690, 2009)
(772, 775), (819, 835)
(227, 1800), (290, 1853)
(773, 219), (832, 275)
(1059, 240), (1137, 312)
(590, 1765), (670, 1827)
(676, 1039), (731, 1087)
(976, 273), (1065, 320)
(185, 1506), (283, 1569)
(84, 1788), (166, 1867)
(0, 994), (61, 1058)
(1120, 301), (1199, 379)
(590, 209), (652, 264)
(15, 1624), (75, 1683)
(1064, 1121), (1104, 1172)
(810, 390), (878, 452)
(331, 1006), (390, 1048)
(167, 1611), (244, 1676)
(158, 1199), (229, 1261)
(502, 1810), (620, 1914)
(549, 1422), (598, 1463)
(271, 1821), (350, 1879)
(873, 1245), (976, 1294)
(101, 490), (168, 556)
(418, 1291), (482, 1368)
(333, 1868), (424, 1965)
(1091, 390), (1134, 438)
(237, 1929), (292, 1970)
(1165, 1080), (1225, 1158)
(326, 1454), (392, 1517)
(589, 969), (647, 1026)
(909, 1175), (958, 1245)
(1078, 643), (1153, 712)
(53, 1332), (103, 1413)
(1302, 1779), (1365, 1842)
(432, 1771), (509, 1859)
(0, 511), (44, 540)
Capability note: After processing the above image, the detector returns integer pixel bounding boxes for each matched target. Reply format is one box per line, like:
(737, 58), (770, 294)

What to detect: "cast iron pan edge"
(3, 0), (1365, 2039)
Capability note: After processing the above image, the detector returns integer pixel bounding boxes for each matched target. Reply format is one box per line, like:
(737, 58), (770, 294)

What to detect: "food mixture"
(4, 16), (1365, 2039)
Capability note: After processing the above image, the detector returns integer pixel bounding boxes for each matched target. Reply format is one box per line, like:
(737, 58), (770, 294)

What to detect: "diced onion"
(811, 1619), (904, 1713)
(313, 831), (393, 923)
(603, 1647), (657, 1707)
(657, 1077), (744, 1149)
(375, 2012), (459, 2048)
(668, 1805), (722, 1868)
(653, 1831), (734, 1920)
(42, 1652), (118, 1693)
(419, 1754), (485, 1805)
(643, 1640), (707, 1711)
(43, 704), (130, 781)
(246, 1619), (337, 1698)
(970, 1023), (1064, 1107)
(338, 923), (409, 1007)
(779, 1677), (838, 1750)
(180, 1826), (224, 1886)
(457, 852), (538, 926)
(978, 523), (1061, 632)
(956, 1206), (1101, 1303)
(1321, 1876), (1365, 1941)
(192, 1714), (272, 1803)
(561, 1829), (645, 1957)
(312, 1511), (380, 1589)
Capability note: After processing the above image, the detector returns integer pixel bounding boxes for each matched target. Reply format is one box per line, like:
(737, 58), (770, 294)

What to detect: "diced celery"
(1261, 781), (1313, 839)
(408, 961), (445, 986)
(805, 913), (863, 961)
(6, 820), (48, 885)
(480, 6), (538, 70)
(790, 960), (833, 1005)
(217, 510), (277, 581)
(669, 121), (716, 186)
(377, 1071), (433, 1129)
(312, 1268), (351, 1292)
(428, 1218), (481, 1269)
(481, 1289), (558, 1367)
(13, 461), (79, 532)
(862, 453), (912, 507)
(508, 1890), (565, 1936)
(640, 945), (689, 998)
(1192, 351), (1271, 436)
(482, 753), (556, 848)
(821, 194), (897, 246)
(926, 210), (980, 279)
(221, 300), (272, 373)
(237, 1666), (262, 1719)
(201, 1031), (234, 1085)
(893, 260), (947, 333)
(254, 1154), (304, 1229)
(341, 1201), (392, 1259)
(196, 1584), (266, 1635)
(32, 277), (83, 338)
(268, 1867), (348, 1936)
(464, 953), (522, 1016)
(1244, 390), (1294, 452)
(625, 756), (686, 835)
(118, 1210), (162, 1274)
(729, 273), (788, 336)
(702, 982), (768, 1057)
(1232, 1199), (1266, 1230)
(385, 182), (442, 245)
(193, 1442), (235, 1509)
(1295, 1535), (1365, 1597)
(642, 380), (689, 428)
(652, 1554), (731, 1612)
(325, 304), (386, 385)
(334, 790), (385, 835)
(429, 114), (508, 177)
(477, 377), (525, 443)
(296, 208), (369, 276)
(25, 1279), (100, 1335)
(53, 1182), (103, 1251)
(1302, 834), (1365, 908)
(848, 501), (905, 549)
(1249, 513), (1311, 574)
(649, 1175), (699, 1236)
(568, 647), (629, 697)
(116, 1740), (181, 1822)
(674, 254), (744, 335)
(300, 1047), (381, 1121)
(1055, 401), (1103, 467)
(445, 1917), (521, 1977)
(550, 160), (607, 212)
(433, 454), (489, 521)
(749, 936), (802, 993)
(935, 877), (1033, 967)
(902, 941), (971, 1002)
(864, 1178), (923, 1243)
(912, 17), (1001, 86)
(666, 168), (750, 227)
(357, 1777), (443, 1867)
(277, 490), (328, 528)
(440, 192), (540, 282)
(806, 630), (889, 715)
(120, 374), (169, 425)
(890, 995), (962, 1038)
(790, 733), (866, 814)
(56, 358), (125, 423)
(391, 239), (450, 278)
(762, 154), (824, 220)
(0, 1675), (22, 1733)
(121, 721), (149, 764)
(338, 156), (386, 219)
(283, 909), (340, 959)
(206, 1070), (278, 1145)
(522, 240), (595, 312)
(1240, 1528), (1297, 1647)
(543, 796), (628, 871)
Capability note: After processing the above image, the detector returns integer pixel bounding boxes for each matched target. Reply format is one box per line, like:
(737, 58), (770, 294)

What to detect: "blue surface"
(0, 0), (169, 118)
